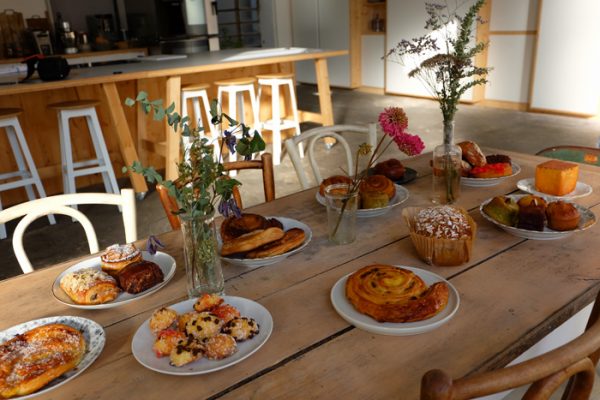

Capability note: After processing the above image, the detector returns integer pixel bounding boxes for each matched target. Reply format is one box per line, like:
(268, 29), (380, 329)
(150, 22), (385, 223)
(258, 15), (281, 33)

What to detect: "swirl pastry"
(319, 175), (353, 196)
(100, 243), (142, 277)
(345, 264), (449, 323)
(359, 175), (396, 200)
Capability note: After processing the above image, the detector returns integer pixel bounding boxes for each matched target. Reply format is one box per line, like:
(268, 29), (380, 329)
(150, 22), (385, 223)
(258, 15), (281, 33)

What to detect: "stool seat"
(182, 83), (210, 91)
(48, 100), (100, 110)
(214, 77), (257, 86)
(0, 108), (23, 118)
(256, 73), (295, 80)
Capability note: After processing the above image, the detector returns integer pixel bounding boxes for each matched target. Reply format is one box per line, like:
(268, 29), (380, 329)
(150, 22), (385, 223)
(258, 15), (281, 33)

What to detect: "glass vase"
(180, 211), (224, 298)
(324, 183), (359, 245)
(432, 143), (462, 204)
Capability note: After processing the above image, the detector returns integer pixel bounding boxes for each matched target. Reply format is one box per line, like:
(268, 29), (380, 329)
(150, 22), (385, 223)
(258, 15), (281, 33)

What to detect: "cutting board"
(0, 9), (26, 58)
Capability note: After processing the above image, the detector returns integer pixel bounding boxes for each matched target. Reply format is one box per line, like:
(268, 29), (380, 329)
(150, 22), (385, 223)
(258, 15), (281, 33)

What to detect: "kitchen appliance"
(55, 16), (78, 54)
(32, 30), (53, 55)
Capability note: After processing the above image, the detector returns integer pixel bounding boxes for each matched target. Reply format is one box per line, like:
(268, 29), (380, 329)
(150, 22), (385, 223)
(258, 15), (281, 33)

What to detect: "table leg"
(164, 76), (182, 181)
(314, 57), (336, 146)
(101, 82), (148, 194)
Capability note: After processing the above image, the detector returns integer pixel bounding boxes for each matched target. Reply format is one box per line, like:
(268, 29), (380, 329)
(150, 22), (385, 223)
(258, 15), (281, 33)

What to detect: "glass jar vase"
(432, 143), (462, 204)
(324, 183), (359, 245)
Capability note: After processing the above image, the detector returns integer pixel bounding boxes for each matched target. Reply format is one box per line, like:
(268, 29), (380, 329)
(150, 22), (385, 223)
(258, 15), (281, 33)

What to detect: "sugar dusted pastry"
(222, 317), (260, 341)
(193, 293), (223, 312)
(169, 336), (205, 367)
(184, 312), (224, 340)
(211, 304), (241, 324)
(60, 267), (120, 305)
(149, 307), (178, 335)
(414, 206), (472, 239)
(152, 329), (186, 357)
(100, 243), (142, 277)
(203, 334), (237, 360)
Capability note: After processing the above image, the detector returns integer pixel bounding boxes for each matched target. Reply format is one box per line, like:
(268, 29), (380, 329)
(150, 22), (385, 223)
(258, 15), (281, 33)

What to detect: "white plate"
(219, 217), (312, 268)
(480, 194), (597, 240)
(52, 251), (176, 309)
(316, 184), (410, 218)
(131, 296), (273, 375)
(516, 178), (593, 200)
(330, 266), (460, 336)
(0, 316), (105, 399)
(462, 163), (521, 187)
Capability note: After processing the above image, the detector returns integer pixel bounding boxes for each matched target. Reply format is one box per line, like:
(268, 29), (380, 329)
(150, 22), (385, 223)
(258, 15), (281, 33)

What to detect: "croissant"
(359, 175), (396, 200)
(345, 264), (449, 323)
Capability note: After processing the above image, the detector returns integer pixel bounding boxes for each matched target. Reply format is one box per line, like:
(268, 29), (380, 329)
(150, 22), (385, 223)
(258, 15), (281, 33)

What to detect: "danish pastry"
(345, 264), (449, 323)
(359, 175), (396, 200)
(220, 227), (285, 256)
(60, 267), (120, 305)
(245, 228), (305, 258)
(100, 243), (142, 277)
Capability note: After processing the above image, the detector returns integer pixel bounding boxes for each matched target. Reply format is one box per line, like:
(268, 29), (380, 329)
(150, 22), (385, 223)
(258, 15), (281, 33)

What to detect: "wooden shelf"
(362, 32), (385, 36)
(360, 0), (386, 36)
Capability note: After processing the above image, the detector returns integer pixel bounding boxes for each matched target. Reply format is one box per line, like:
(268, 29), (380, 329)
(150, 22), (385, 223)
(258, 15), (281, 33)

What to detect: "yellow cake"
(535, 160), (579, 196)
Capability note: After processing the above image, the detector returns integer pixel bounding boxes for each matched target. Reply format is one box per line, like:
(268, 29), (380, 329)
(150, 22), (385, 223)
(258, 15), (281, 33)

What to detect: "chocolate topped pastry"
(117, 260), (164, 294)
(517, 205), (546, 231)
(486, 154), (511, 164)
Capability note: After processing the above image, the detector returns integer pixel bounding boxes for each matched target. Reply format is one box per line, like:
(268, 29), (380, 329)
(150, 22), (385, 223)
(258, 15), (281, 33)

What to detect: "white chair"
(284, 124), (378, 190)
(0, 189), (136, 274)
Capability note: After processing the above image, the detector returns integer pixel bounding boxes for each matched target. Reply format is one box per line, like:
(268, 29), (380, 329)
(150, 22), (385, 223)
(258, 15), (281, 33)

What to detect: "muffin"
(100, 243), (143, 277)
(546, 201), (580, 231)
(403, 206), (476, 267)
(482, 196), (519, 226)
(360, 191), (389, 209)
(516, 195), (547, 231)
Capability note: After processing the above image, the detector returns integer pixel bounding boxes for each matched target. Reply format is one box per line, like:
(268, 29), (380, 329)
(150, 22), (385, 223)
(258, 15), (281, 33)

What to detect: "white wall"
(361, 35), (384, 88)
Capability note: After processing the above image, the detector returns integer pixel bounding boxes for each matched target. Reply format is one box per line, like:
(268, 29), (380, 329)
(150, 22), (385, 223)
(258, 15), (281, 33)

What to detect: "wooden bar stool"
(49, 100), (120, 202)
(256, 72), (303, 166)
(181, 83), (219, 155)
(0, 108), (56, 239)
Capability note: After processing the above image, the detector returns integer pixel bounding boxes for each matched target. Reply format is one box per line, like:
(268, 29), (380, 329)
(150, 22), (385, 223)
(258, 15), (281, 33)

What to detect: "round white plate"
(131, 296), (273, 375)
(0, 316), (105, 399)
(516, 178), (593, 200)
(462, 163), (521, 187)
(330, 266), (460, 336)
(480, 194), (597, 240)
(52, 251), (176, 309)
(219, 217), (312, 268)
(316, 184), (410, 218)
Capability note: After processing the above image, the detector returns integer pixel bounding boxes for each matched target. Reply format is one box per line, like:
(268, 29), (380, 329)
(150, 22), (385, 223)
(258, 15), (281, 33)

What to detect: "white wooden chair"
(0, 189), (136, 274)
(284, 124), (378, 190)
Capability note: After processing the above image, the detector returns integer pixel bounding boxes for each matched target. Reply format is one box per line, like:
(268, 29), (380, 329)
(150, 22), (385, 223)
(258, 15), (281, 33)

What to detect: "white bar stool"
(181, 83), (219, 155)
(49, 100), (120, 201)
(0, 108), (56, 239)
(256, 73), (303, 166)
(215, 77), (260, 170)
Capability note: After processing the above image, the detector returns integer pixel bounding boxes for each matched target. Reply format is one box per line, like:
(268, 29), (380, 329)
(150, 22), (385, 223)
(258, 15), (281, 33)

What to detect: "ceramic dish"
(219, 217), (312, 268)
(462, 163), (521, 187)
(131, 296), (272, 375)
(0, 316), (105, 399)
(330, 266), (459, 336)
(367, 167), (418, 185)
(316, 184), (410, 218)
(516, 178), (592, 200)
(480, 194), (596, 240)
(52, 251), (176, 309)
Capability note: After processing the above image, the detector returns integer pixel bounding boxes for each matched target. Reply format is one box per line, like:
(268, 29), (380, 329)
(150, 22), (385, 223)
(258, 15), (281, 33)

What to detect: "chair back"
(536, 146), (600, 167)
(284, 124), (377, 190)
(0, 189), (136, 274)
(158, 152), (275, 230)
(420, 292), (600, 400)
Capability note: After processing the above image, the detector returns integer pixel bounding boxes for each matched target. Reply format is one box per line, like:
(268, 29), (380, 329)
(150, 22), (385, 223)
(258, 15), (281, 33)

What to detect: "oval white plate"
(330, 266), (459, 336)
(52, 251), (176, 309)
(0, 316), (105, 399)
(516, 178), (592, 200)
(316, 184), (410, 218)
(219, 217), (312, 268)
(462, 163), (521, 187)
(480, 194), (597, 240)
(131, 296), (273, 375)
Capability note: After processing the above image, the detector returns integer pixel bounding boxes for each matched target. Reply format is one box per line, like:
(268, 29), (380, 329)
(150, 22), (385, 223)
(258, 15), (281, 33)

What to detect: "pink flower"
(378, 107), (408, 135)
(392, 131), (425, 156)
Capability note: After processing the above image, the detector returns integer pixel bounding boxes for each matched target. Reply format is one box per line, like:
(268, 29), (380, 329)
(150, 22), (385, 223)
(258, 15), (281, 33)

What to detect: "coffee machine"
(54, 14), (78, 54)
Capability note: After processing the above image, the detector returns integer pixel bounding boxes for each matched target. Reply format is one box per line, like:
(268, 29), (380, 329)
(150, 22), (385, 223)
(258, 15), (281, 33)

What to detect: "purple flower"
(218, 197), (241, 218)
(223, 130), (237, 154)
(146, 235), (165, 255)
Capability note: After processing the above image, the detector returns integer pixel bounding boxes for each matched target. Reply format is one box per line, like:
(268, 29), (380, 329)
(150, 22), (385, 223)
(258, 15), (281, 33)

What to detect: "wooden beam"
(164, 76), (182, 181)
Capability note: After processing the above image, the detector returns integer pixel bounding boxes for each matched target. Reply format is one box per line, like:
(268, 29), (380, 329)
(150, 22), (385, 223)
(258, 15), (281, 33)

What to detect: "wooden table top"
(1, 149), (599, 399)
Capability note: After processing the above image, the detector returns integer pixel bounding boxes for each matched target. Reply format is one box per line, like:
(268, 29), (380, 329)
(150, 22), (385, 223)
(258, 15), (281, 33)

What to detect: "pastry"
(482, 196), (519, 226)
(211, 304), (241, 324)
(517, 204), (546, 231)
(100, 243), (143, 277)
(345, 264), (449, 323)
(372, 159), (405, 181)
(203, 334), (237, 360)
(319, 175), (353, 196)
(153, 329), (186, 357)
(220, 227), (285, 256)
(360, 191), (389, 209)
(245, 228), (306, 258)
(222, 317), (260, 341)
(535, 160), (579, 196)
(457, 141), (486, 167)
(486, 154), (511, 164)
(359, 175), (396, 200)
(546, 201), (580, 231)
(60, 267), (120, 305)
(184, 312), (224, 340)
(517, 195), (547, 211)
(194, 293), (224, 312)
(0, 323), (86, 398)
(469, 163), (512, 178)
(414, 206), (472, 239)
(117, 260), (164, 294)
(149, 307), (178, 334)
(169, 336), (205, 367)
(220, 213), (269, 242)
(460, 159), (472, 177)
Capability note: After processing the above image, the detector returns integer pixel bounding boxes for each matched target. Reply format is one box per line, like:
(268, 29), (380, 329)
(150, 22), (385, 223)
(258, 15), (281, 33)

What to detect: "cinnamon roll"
(359, 175), (396, 200)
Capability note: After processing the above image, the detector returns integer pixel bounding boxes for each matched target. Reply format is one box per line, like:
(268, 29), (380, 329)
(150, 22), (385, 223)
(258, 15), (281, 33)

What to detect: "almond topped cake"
(414, 205), (472, 240)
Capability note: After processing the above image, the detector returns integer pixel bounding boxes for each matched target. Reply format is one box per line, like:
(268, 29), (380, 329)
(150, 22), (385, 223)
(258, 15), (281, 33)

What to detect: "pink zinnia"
(378, 107), (409, 135)
(392, 131), (425, 156)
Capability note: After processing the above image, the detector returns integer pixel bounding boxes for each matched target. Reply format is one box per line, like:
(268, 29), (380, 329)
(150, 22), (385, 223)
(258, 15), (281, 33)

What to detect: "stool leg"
(181, 92), (189, 121)
(5, 124), (35, 201)
(200, 91), (219, 155)
(59, 112), (77, 199)
(270, 83), (282, 166)
(228, 90), (238, 167)
(87, 112), (120, 196)
(192, 97), (203, 131)
(248, 85), (260, 133)
(257, 84), (263, 130)
(287, 80), (304, 158)
(0, 196), (6, 239)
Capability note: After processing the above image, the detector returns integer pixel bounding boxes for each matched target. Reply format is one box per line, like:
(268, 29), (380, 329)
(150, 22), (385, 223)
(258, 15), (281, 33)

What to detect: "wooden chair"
(536, 146), (600, 167)
(0, 189), (136, 274)
(420, 291), (600, 400)
(284, 124), (377, 190)
(158, 152), (275, 230)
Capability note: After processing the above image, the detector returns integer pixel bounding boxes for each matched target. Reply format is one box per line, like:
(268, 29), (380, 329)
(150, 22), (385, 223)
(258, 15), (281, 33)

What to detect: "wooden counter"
(0, 48), (347, 204)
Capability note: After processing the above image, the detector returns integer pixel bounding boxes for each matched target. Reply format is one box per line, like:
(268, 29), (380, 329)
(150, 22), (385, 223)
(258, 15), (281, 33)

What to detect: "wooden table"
(0, 48), (346, 203)
(2, 149), (600, 399)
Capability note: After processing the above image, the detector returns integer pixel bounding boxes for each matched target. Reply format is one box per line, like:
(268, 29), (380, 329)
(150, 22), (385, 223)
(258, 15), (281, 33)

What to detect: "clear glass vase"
(324, 183), (359, 245)
(432, 143), (462, 204)
(180, 211), (224, 297)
